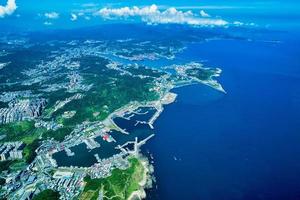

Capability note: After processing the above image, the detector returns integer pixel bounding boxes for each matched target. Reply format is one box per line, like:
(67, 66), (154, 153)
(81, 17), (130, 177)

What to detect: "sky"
(12, 0), (300, 11)
(1, 0), (300, 30)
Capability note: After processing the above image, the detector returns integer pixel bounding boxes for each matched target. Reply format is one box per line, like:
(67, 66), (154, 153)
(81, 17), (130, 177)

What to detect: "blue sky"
(14, 0), (299, 11)
(1, 0), (300, 30)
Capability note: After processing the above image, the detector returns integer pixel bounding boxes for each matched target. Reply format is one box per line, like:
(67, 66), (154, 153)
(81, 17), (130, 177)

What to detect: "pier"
(117, 134), (155, 156)
(84, 138), (100, 150)
(149, 106), (162, 129)
(94, 154), (101, 163)
(65, 148), (74, 157)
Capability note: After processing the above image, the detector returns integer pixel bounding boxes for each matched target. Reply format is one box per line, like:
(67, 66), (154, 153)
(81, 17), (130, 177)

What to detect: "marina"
(53, 105), (158, 167)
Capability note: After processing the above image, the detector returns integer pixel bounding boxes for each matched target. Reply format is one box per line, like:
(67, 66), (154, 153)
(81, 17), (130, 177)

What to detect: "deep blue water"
(145, 31), (300, 200)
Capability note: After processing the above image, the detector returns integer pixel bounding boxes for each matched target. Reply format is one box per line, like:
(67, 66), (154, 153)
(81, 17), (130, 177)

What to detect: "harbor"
(52, 104), (164, 167)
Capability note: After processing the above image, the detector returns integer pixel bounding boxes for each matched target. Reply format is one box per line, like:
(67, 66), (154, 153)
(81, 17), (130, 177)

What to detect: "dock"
(94, 153), (101, 163)
(149, 106), (162, 129)
(84, 138), (100, 150)
(65, 148), (74, 157)
(116, 134), (155, 156)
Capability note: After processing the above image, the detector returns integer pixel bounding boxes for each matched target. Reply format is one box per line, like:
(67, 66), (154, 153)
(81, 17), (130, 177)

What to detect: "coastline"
(128, 156), (153, 200)
(29, 58), (224, 199)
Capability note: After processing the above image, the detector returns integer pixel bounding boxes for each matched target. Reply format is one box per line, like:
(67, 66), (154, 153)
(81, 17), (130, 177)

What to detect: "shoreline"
(35, 62), (224, 199)
(128, 156), (153, 200)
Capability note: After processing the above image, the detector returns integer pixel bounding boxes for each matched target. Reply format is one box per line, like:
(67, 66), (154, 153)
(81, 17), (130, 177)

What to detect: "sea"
(144, 20), (300, 200)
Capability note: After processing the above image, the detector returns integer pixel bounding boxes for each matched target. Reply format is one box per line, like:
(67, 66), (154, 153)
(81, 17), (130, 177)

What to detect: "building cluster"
(40, 83), (69, 93)
(0, 141), (25, 161)
(67, 73), (92, 93)
(89, 153), (129, 179)
(3, 170), (37, 199)
(108, 39), (182, 61)
(20, 44), (97, 91)
(0, 98), (47, 124)
(48, 169), (85, 200)
(34, 154), (57, 171)
(0, 91), (32, 103)
(4, 158), (85, 200)
(35, 120), (63, 131)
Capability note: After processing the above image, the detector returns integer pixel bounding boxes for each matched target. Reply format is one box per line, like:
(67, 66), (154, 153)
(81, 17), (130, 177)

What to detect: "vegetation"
(0, 160), (14, 173)
(0, 159), (28, 173)
(32, 189), (60, 200)
(9, 160), (27, 171)
(23, 139), (40, 164)
(0, 119), (69, 164)
(48, 56), (160, 128)
(42, 127), (72, 142)
(0, 121), (35, 142)
(80, 157), (145, 200)
(186, 67), (217, 81)
(0, 122), (44, 165)
(0, 178), (5, 186)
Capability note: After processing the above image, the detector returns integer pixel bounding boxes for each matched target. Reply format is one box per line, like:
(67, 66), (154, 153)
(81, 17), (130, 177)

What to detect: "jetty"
(65, 148), (74, 157)
(117, 134), (155, 156)
(149, 106), (162, 129)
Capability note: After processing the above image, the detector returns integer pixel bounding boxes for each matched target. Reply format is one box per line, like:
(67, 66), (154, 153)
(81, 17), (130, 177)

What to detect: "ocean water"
(144, 29), (300, 199)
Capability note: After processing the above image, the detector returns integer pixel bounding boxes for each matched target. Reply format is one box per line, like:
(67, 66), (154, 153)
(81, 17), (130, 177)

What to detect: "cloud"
(44, 12), (59, 19)
(69, 12), (91, 21)
(70, 13), (78, 21)
(200, 10), (210, 17)
(82, 3), (98, 8)
(96, 4), (228, 27)
(233, 21), (243, 26)
(169, 5), (252, 10)
(0, 0), (17, 18)
(44, 21), (52, 26)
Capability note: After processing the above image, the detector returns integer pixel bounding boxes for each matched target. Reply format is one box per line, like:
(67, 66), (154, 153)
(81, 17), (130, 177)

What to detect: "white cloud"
(82, 3), (98, 8)
(44, 12), (59, 19)
(200, 10), (210, 17)
(0, 0), (17, 18)
(96, 4), (228, 27)
(170, 5), (250, 10)
(70, 13), (78, 21)
(233, 21), (243, 26)
(44, 21), (52, 26)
